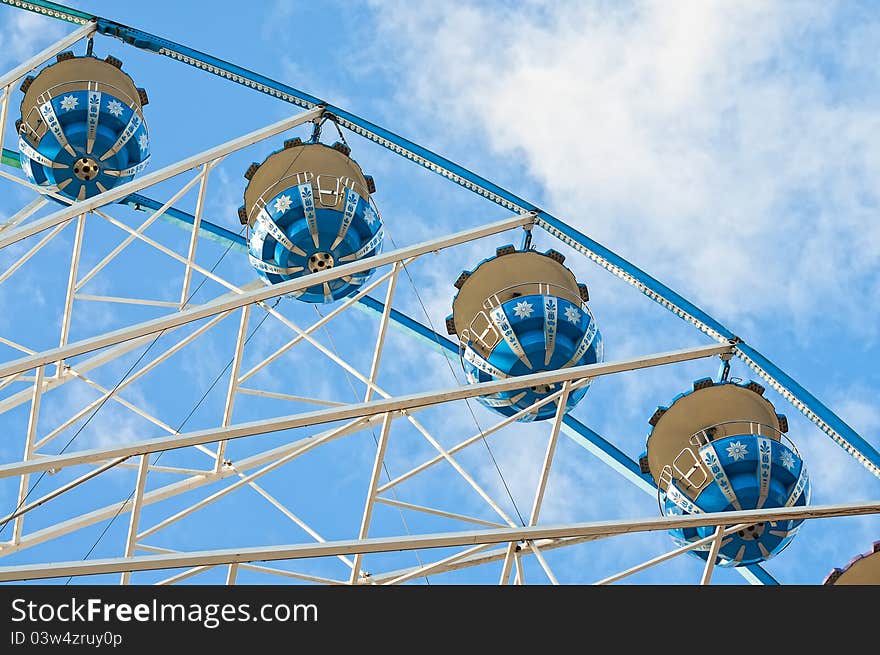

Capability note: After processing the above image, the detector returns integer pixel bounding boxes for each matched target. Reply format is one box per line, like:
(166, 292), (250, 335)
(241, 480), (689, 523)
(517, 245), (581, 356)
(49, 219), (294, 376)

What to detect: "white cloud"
(830, 388), (880, 436)
(369, 0), (880, 336)
(0, 10), (66, 73)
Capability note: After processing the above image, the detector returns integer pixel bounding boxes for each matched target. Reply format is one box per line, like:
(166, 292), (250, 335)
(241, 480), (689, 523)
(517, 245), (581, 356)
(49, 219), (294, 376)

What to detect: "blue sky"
(0, 0), (877, 585)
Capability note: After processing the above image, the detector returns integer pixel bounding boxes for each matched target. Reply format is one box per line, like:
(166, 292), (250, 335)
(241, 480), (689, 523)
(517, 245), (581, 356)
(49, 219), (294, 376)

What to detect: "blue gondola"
(17, 51), (150, 202)
(239, 139), (381, 303)
(446, 245), (602, 421)
(640, 377), (810, 566)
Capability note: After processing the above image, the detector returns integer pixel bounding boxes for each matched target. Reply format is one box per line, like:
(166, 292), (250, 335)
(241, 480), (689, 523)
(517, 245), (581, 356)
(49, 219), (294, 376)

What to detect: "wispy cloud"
(0, 9), (66, 72)
(369, 0), (880, 336)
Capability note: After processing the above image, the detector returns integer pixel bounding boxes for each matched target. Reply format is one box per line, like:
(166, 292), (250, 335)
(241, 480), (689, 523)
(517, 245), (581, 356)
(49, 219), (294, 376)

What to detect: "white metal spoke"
(0, 372), (26, 393)
(156, 565), (213, 585)
(225, 563), (238, 585)
(258, 302), (386, 397)
(0, 197), (48, 235)
(700, 524), (727, 585)
(1, 457), (126, 527)
(0, 167), (74, 199)
(369, 534), (604, 584)
(120, 454), (150, 585)
(92, 208), (245, 296)
(528, 380), (572, 526)
(594, 523), (752, 585)
(75, 170), (209, 291)
(499, 542), (516, 585)
(379, 379), (591, 493)
(0, 331), (162, 416)
(179, 163), (213, 308)
(139, 544), (345, 585)
(57, 213), (86, 375)
(237, 261), (413, 384)
(0, 106), (323, 250)
(0, 344), (732, 479)
(527, 541), (558, 585)
(0, 22), (96, 90)
(74, 294), (180, 308)
(0, 419), (382, 558)
(384, 543), (493, 585)
(0, 336), (34, 355)
(404, 412), (518, 528)
(350, 412), (394, 584)
(215, 305), (250, 471)
(230, 563), (346, 585)
(135, 418), (369, 541)
(114, 461), (206, 476)
(514, 550), (525, 585)
(236, 388), (345, 407)
(241, 476), (355, 571)
(33, 311), (233, 451)
(363, 265), (399, 402)
(0, 287), (255, 422)
(12, 365), (44, 544)
(374, 497), (506, 529)
(0, 83), (10, 156)
(0, 223), (66, 285)
(0, 214), (535, 379)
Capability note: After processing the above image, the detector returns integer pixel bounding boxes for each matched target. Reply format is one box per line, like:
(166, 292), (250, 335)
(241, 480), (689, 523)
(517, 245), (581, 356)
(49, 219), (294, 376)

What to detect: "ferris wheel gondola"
(17, 50), (150, 202)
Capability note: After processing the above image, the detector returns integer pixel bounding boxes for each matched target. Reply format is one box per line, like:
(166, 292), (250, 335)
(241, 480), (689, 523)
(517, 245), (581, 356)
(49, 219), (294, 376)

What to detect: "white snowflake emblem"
(563, 306), (581, 324)
(512, 301), (534, 319)
(726, 441), (749, 461)
(779, 450), (796, 471)
(465, 371), (478, 385)
(273, 194), (293, 213)
(107, 99), (124, 117)
(60, 95), (78, 111)
(137, 133), (149, 151)
(364, 206), (376, 225)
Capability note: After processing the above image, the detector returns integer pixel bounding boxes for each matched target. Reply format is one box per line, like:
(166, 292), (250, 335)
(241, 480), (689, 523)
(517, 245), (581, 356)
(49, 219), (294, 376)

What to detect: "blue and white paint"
(456, 279), (602, 421)
(663, 431), (810, 567)
(244, 146), (383, 304)
(18, 64), (150, 203)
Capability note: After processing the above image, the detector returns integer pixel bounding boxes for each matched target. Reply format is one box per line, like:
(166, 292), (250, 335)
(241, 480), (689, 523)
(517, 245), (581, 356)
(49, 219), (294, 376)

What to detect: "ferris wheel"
(0, 0), (877, 586)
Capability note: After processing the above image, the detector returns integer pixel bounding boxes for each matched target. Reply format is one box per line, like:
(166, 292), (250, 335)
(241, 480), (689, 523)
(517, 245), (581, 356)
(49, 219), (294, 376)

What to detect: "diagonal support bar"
(0, 106), (322, 250)
(0, 500), (874, 581)
(0, 214), (533, 380)
(0, 20), (95, 90)
(0, 343), (731, 479)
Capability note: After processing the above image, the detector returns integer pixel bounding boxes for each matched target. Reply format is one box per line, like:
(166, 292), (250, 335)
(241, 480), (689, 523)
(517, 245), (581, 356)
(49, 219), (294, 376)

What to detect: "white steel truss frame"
(0, 21), (876, 588)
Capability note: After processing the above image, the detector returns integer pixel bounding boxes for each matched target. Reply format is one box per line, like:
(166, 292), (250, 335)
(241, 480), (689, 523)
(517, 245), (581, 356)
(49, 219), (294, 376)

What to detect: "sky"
(0, 0), (877, 585)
